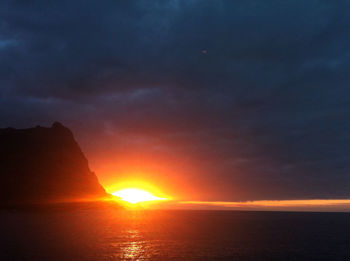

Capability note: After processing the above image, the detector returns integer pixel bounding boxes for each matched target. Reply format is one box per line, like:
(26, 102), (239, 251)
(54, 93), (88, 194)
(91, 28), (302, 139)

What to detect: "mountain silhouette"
(0, 122), (107, 206)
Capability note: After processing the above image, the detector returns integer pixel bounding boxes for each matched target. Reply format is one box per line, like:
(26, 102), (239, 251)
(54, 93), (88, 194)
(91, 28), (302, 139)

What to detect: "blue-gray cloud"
(1, 0), (350, 200)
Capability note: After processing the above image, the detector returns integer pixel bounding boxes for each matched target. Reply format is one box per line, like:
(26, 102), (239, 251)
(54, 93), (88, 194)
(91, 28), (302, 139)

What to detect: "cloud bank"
(1, 0), (350, 200)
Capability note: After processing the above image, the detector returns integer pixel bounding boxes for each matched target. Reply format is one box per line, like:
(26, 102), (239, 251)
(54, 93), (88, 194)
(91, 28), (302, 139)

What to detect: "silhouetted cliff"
(0, 122), (107, 205)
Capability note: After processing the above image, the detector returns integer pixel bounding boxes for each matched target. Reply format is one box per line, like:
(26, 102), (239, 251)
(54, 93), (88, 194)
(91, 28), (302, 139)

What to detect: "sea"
(0, 208), (349, 260)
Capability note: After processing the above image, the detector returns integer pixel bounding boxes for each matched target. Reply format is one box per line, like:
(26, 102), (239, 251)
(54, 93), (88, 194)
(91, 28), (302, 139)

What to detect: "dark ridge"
(0, 122), (108, 206)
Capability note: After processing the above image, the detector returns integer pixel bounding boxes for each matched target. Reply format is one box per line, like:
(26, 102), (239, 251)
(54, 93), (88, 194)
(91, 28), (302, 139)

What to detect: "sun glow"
(112, 188), (167, 204)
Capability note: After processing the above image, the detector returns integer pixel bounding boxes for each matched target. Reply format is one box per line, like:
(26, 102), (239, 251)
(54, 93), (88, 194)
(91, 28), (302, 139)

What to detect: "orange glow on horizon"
(180, 199), (350, 206)
(176, 199), (350, 211)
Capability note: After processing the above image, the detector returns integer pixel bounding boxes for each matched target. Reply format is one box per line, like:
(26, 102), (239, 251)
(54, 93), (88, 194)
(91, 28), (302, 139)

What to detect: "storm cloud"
(1, 0), (350, 200)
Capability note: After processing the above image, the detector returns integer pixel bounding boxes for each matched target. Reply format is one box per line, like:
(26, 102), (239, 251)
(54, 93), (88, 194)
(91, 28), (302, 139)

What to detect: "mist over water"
(1, 208), (349, 260)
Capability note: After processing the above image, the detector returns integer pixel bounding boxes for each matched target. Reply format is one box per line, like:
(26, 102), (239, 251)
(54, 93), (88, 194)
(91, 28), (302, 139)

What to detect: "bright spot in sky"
(112, 188), (167, 204)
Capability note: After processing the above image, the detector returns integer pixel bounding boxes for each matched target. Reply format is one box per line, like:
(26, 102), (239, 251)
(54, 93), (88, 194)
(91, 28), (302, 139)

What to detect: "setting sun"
(112, 188), (167, 204)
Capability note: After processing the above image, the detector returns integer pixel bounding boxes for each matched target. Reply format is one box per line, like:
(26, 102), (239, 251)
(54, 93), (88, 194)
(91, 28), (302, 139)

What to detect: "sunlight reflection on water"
(121, 229), (143, 259)
(111, 229), (150, 260)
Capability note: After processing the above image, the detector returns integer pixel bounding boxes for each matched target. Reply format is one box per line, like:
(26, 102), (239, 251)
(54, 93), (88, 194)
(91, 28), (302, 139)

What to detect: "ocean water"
(0, 208), (349, 260)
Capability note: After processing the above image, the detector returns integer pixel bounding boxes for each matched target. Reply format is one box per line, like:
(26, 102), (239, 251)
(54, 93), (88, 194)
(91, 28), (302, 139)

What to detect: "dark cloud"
(1, 0), (350, 200)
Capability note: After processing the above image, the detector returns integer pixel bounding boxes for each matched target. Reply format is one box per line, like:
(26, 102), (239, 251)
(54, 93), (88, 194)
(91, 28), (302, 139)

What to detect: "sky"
(1, 0), (350, 205)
